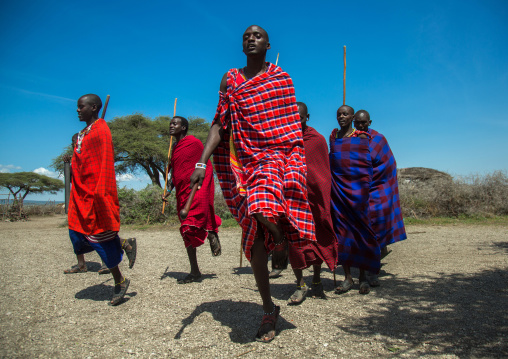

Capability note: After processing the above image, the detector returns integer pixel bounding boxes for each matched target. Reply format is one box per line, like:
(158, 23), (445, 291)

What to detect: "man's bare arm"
(189, 73), (228, 189)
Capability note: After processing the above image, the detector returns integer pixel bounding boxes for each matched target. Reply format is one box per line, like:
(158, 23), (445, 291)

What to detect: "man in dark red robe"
(287, 102), (338, 304)
(163, 116), (222, 284)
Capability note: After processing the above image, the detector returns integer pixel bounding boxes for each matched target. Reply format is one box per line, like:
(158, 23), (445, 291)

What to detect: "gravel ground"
(0, 215), (507, 358)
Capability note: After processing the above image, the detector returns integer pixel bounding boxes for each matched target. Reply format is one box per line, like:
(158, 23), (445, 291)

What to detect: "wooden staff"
(239, 241), (243, 267)
(179, 183), (198, 220)
(343, 46), (346, 105)
(275, 52), (279, 66)
(162, 98), (178, 214)
(101, 94), (110, 119)
(64, 162), (70, 214)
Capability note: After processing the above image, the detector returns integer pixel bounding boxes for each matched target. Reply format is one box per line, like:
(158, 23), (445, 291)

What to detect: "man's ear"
(266, 42), (271, 50)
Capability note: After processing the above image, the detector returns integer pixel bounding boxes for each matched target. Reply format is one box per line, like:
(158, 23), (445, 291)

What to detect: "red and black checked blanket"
(368, 128), (407, 247)
(212, 63), (316, 261)
(169, 135), (221, 236)
(289, 126), (337, 271)
(68, 119), (120, 235)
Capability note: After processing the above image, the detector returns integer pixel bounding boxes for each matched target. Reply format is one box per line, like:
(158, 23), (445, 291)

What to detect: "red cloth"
(68, 119), (120, 235)
(288, 126), (338, 271)
(168, 135), (221, 248)
(212, 64), (316, 261)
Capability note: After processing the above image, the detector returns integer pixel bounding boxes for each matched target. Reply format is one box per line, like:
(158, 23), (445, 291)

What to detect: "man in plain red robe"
(162, 116), (222, 284)
(67, 94), (130, 306)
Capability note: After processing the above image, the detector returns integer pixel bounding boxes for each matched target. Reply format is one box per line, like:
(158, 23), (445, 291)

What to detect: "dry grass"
(399, 170), (508, 219)
(4, 171), (507, 225)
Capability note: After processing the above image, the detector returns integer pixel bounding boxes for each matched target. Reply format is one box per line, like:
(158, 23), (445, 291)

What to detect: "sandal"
(177, 273), (202, 284)
(208, 232), (221, 257)
(335, 279), (354, 294)
(359, 281), (371, 295)
(255, 304), (280, 343)
(268, 268), (284, 278)
(109, 278), (130, 306)
(124, 238), (137, 269)
(367, 272), (380, 287)
(289, 285), (308, 305)
(309, 282), (327, 299)
(98, 264), (110, 275)
(64, 265), (87, 274)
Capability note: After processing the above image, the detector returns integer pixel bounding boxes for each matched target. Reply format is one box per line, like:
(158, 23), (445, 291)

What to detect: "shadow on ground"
(492, 241), (508, 254)
(75, 282), (137, 304)
(175, 299), (296, 343)
(160, 269), (217, 282)
(336, 269), (508, 357)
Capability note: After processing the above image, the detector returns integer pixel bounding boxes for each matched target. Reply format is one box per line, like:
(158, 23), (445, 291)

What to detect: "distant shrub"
(0, 200), (64, 221)
(118, 185), (176, 225)
(399, 171), (508, 219)
(117, 184), (234, 225)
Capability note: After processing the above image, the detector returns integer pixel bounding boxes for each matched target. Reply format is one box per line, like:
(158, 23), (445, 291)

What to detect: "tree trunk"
(139, 163), (162, 188)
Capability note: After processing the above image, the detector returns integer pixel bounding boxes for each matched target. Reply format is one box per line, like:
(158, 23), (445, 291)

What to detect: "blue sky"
(1, 0), (507, 201)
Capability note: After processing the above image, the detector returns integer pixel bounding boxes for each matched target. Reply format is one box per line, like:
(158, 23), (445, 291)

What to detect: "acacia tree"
(51, 114), (211, 188)
(0, 172), (64, 201)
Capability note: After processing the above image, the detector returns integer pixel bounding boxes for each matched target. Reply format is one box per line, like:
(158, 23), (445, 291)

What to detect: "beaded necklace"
(336, 128), (356, 139)
(76, 120), (98, 153)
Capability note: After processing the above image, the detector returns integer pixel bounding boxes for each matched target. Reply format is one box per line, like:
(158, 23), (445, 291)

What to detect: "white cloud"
(0, 164), (22, 173)
(116, 173), (151, 183)
(33, 167), (59, 179)
(116, 173), (135, 182)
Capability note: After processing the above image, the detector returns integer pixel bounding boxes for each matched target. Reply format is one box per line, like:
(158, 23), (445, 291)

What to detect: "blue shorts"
(69, 229), (123, 269)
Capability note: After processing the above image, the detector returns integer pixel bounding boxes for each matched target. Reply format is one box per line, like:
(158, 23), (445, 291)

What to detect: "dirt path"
(0, 216), (507, 358)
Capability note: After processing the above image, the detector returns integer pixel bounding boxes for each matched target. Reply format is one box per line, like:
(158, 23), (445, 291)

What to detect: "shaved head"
(297, 102), (308, 116)
(355, 110), (370, 120)
(338, 105), (354, 115)
(245, 24), (269, 41)
(79, 94), (102, 113)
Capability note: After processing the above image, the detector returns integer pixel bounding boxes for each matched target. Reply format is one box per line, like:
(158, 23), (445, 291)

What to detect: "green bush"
(117, 184), (234, 225)
(118, 185), (176, 225)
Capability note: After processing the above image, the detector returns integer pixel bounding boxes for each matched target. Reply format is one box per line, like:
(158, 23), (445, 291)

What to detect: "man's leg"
(186, 246), (201, 277)
(177, 245), (202, 283)
(309, 264), (326, 299)
(335, 265), (354, 294)
(77, 254), (85, 268)
(359, 268), (370, 294)
(250, 218), (281, 342)
(64, 254), (88, 274)
(250, 231), (272, 312)
(109, 266), (130, 305)
(289, 268), (308, 305)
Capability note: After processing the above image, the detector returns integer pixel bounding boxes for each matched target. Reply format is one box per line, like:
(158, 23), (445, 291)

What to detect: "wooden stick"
(343, 46), (346, 105)
(180, 183), (198, 220)
(240, 241), (243, 267)
(162, 98), (177, 214)
(64, 162), (70, 214)
(275, 52), (279, 66)
(101, 94), (110, 119)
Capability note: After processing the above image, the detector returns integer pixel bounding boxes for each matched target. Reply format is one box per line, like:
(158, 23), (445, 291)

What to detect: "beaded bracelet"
(195, 163), (206, 170)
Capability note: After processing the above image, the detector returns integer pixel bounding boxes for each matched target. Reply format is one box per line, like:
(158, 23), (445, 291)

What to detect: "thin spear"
(162, 98), (177, 214)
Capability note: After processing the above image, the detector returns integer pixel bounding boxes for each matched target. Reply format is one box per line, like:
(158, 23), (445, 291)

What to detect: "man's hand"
(190, 168), (206, 190)
(63, 154), (72, 163)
